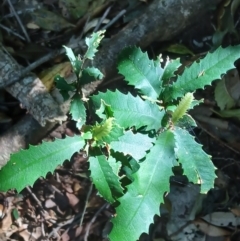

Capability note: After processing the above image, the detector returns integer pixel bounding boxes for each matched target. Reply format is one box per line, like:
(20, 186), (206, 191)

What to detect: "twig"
(2, 8), (37, 19)
(79, 15), (91, 40)
(41, 221), (46, 237)
(101, 9), (126, 30)
(0, 23), (26, 40)
(2, 40), (84, 88)
(94, 6), (112, 32)
(84, 203), (109, 241)
(79, 182), (93, 227)
(26, 186), (43, 209)
(6, 0), (31, 42)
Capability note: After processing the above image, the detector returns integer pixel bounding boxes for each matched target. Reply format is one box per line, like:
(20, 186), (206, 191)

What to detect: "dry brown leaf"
(194, 218), (231, 237)
(39, 62), (73, 91)
(202, 212), (240, 227)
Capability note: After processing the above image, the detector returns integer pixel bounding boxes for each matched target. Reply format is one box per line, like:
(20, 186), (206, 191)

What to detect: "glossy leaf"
(70, 94), (86, 129)
(109, 130), (175, 241)
(0, 136), (85, 192)
(80, 67), (104, 85)
(89, 155), (123, 203)
(118, 47), (163, 99)
(91, 90), (164, 131)
(173, 127), (216, 193)
(84, 30), (105, 60)
(163, 45), (240, 101)
(111, 130), (154, 160)
(162, 58), (181, 84)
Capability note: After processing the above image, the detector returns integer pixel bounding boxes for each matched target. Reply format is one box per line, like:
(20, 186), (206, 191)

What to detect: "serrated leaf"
(63, 46), (76, 63)
(84, 30), (105, 60)
(173, 127), (216, 193)
(111, 130), (154, 160)
(118, 46), (163, 99)
(91, 90), (164, 131)
(63, 46), (82, 73)
(0, 136), (85, 192)
(162, 58), (181, 84)
(89, 155), (123, 203)
(101, 122), (124, 144)
(55, 75), (76, 100)
(109, 130), (175, 241)
(92, 118), (114, 141)
(70, 94), (86, 129)
(175, 114), (197, 129)
(163, 45), (240, 101)
(172, 93), (194, 124)
(108, 156), (122, 177)
(80, 67), (104, 85)
(96, 99), (114, 119)
(121, 156), (140, 181)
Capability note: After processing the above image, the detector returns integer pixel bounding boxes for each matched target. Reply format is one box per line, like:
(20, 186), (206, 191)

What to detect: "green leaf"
(91, 90), (164, 131)
(108, 156), (122, 177)
(123, 158), (140, 180)
(55, 75), (75, 100)
(173, 127), (216, 193)
(165, 43), (194, 56)
(84, 30), (105, 60)
(89, 154), (123, 203)
(80, 67), (104, 85)
(172, 93), (194, 124)
(96, 99), (114, 119)
(109, 130), (175, 241)
(63, 46), (82, 73)
(162, 58), (181, 84)
(70, 94), (86, 129)
(92, 118), (114, 141)
(12, 208), (19, 220)
(163, 45), (240, 101)
(63, 45), (76, 63)
(175, 114), (197, 129)
(101, 122), (124, 144)
(111, 130), (154, 161)
(214, 78), (236, 110)
(0, 136), (85, 192)
(118, 46), (163, 99)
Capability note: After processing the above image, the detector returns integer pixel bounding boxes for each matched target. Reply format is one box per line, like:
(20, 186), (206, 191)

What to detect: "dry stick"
(6, 0), (31, 42)
(93, 5), (112, 32)
(0, 23), (26, 40)
(101, 9), (126, 30)
(1, 40), (84, 88)
(79, 183), (93, 227)
(78, 15), (91, 42)
(26, 186), (44, 209)
(84, 203), (109, 241)
(2, 8), (37, 19)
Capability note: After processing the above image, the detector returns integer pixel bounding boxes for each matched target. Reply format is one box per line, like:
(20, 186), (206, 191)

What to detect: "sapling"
(1, 31), (240, 241)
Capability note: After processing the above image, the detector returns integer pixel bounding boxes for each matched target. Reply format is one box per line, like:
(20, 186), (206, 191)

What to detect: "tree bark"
(91, 0), (222, 82)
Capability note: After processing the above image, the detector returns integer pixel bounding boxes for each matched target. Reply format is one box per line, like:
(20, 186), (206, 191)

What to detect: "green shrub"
(1, 31), (240, 241)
